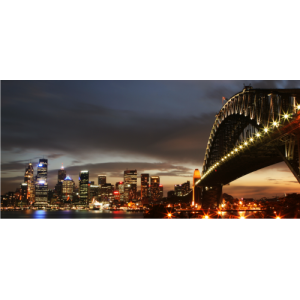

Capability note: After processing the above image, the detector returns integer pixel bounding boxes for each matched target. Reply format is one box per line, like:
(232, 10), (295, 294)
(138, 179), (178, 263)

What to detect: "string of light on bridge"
(196, 107), (299, 186)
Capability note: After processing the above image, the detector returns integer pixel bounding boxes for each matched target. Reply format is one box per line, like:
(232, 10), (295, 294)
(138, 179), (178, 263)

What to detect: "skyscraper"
(34, 159), (48, 207)
(141, 173), (149, 199)
(37, 158), (48, 181)
(79, 170), (89, 206)
(55, 164), (66, 199)
(24, 162), (34, 203)
(98, 175), (106, 186)
(159, 184), (163, 199)
(20, 183), (28, 206)
(58, 164), (66, 182)
(62, 176), (74, 202)
(124, 170), (137, 200)
(150, 176), (160, 201)
(116, 181), (124, 201)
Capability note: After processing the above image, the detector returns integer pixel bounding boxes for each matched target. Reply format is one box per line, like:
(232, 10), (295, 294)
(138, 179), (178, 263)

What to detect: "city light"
(264, 128), (268, 133)
(284, 114), (289, 119)
(276, 216), (281, 219)
(273, 121), (278, 127)
(250, 138), (253, 142)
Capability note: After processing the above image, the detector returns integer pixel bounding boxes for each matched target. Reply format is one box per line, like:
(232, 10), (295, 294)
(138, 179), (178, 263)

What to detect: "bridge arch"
(196, 86), (300, 208)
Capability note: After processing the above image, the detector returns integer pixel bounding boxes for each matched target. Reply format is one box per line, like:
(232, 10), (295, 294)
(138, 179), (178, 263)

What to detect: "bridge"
(194, 86), (300, 208)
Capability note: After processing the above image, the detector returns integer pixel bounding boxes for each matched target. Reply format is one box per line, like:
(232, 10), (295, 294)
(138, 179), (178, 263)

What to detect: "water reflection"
(2, 210), (144, 219)
(33, 210), (46, 219)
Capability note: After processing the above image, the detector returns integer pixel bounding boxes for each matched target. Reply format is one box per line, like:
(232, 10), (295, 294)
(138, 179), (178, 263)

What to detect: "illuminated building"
(98, 175), (106, 186)
(116, 181), (125, 201)
(193, 169), (201, 205)
(62, 176), (75, 202)
(79, 170), (89, 205)
(100, 183), (114, 201)
(24, 163), (34, 203)
(174, 184), (183, 196)
(124, 170), (137, 200)
(174, 181), (191, 197)
(124, 183), (131, 202)
(141, 173), (149, 199)
(37, 158), (48, 181)
(114, 190), (120, 201)
(20, 183), (28, 206)
(55, 164), (66, 199)
(89, 185), (100, 201)
(58, 164), (66, 182)
(34, 159), (48, 207)
(159, 184), (163, 199)
(150, 176), (160, 200)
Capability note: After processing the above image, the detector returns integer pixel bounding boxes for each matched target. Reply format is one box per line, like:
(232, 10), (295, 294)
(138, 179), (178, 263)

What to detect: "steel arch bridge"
(194, 86), (300, 208)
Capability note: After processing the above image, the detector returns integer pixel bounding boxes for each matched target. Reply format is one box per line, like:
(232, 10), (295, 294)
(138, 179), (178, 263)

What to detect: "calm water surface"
(1, 210), (144, 219)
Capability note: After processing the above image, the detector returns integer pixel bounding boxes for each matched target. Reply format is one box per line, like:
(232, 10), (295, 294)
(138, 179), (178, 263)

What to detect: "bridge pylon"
(200, 185), (223, 209)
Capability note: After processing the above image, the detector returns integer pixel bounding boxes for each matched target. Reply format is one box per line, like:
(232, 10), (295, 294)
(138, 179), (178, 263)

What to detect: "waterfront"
(1, 210), (144, 219)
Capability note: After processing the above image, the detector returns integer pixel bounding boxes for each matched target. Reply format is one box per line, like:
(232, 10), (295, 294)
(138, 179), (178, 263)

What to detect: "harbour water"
(1, 210), (144, 219)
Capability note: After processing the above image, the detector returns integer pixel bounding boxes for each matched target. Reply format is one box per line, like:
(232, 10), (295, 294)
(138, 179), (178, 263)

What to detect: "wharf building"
(62, 176), (75, 202)
(141, 174), (149, 199)
(34, 159), (49, 207)
(150, 176), (160, 201)
(24, 163), (35, 204)
(79, 170), (89, 205)
(124, 170), (137, 201)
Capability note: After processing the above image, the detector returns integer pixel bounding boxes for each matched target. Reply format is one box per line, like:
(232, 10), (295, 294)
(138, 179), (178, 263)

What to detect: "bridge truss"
(195, 86), (300, 208)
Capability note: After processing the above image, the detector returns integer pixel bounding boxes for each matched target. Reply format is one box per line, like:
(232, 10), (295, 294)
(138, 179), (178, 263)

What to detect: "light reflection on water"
(1, 210), (144, 219)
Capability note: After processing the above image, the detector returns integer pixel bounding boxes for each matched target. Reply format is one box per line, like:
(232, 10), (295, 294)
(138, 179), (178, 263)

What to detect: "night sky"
(2, 80), (300, 198)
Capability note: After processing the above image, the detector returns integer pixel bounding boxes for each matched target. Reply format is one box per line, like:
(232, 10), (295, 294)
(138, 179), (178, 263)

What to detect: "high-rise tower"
(79, 170), (89, 206)
(58, 164), (66, 183)
(98, 175), (106, 186)
(150, 176), (160, 201)
(24, 162), (35, 204)
(141, 174), (149, 199)
(124, 170), (137, 201)
(35, 159), (48, 207)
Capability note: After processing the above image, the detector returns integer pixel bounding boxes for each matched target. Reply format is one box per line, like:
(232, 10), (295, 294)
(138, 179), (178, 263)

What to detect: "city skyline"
(2, 80), (300, 198)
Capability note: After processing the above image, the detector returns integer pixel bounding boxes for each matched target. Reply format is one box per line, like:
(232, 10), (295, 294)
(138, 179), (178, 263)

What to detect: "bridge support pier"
(200, 185), (223, 209)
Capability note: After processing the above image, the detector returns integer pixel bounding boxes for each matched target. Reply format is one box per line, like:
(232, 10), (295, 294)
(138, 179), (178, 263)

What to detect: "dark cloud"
(47, 154), (64, 159)
(1, 160), (38, 172)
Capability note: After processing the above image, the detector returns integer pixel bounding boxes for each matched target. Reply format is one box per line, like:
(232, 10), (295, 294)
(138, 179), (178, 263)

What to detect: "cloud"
(47, 154), (64, 159)
(2, 80), (300, 195)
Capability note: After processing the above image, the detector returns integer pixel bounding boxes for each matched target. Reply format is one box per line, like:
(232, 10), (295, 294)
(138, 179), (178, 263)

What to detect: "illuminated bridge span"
(195, 86), (300, 208)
